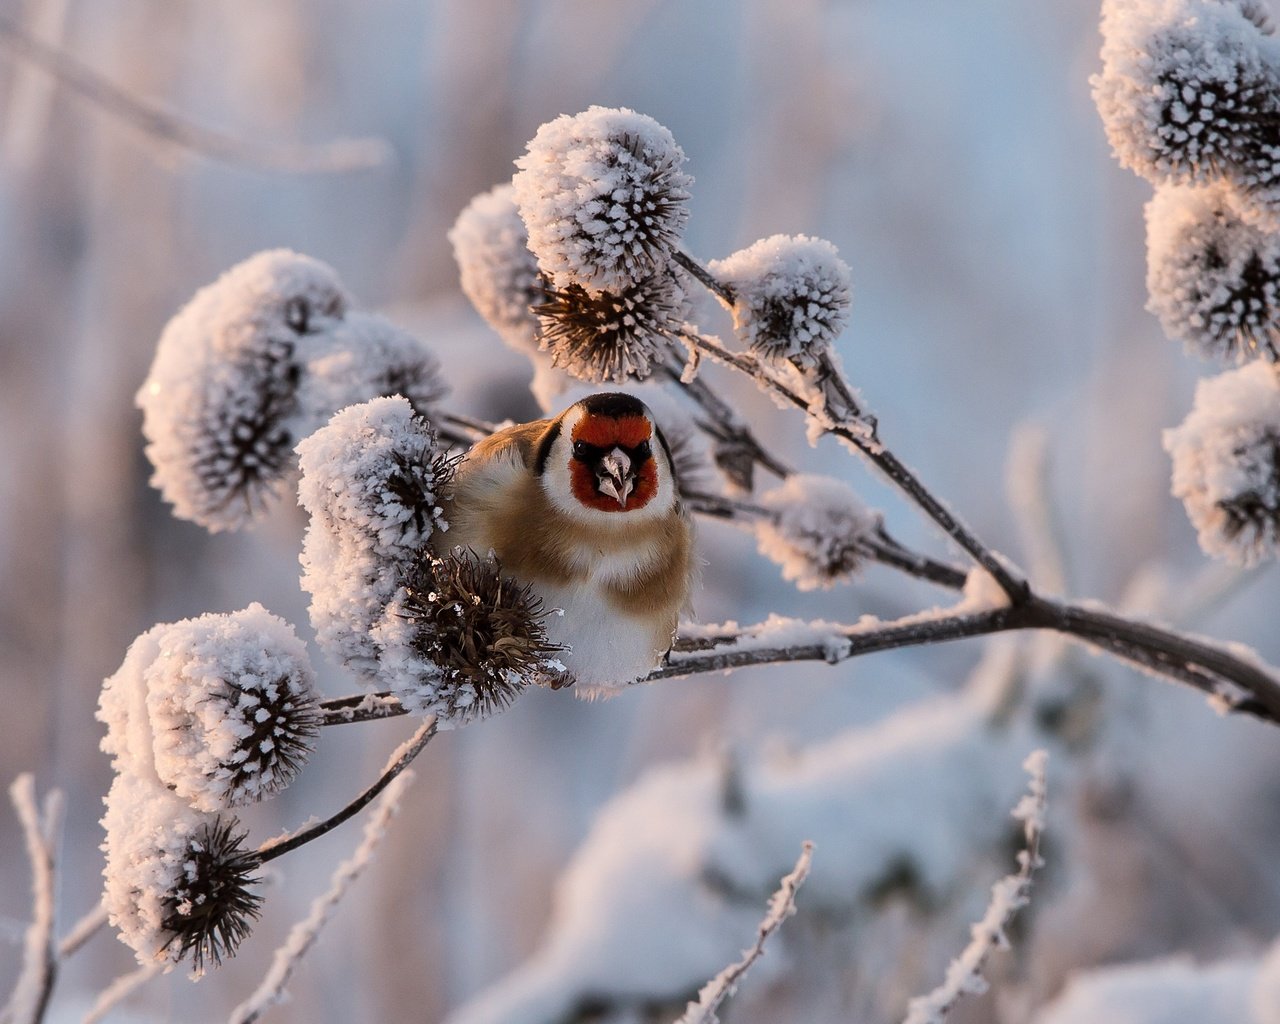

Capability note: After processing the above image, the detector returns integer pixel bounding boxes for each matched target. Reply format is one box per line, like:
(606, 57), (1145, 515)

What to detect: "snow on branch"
(229, 767), (417, 1024)
(1, 775), (63, 1024)
(901, 749), (1049, 1024)
(674, 841), (813, 1024)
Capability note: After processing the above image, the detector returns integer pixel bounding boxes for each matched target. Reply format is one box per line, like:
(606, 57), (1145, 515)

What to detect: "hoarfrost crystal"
(754, 474), (879, 590)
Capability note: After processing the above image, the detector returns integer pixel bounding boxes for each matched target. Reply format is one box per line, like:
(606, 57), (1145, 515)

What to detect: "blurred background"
(3, 1), (1280, 1022)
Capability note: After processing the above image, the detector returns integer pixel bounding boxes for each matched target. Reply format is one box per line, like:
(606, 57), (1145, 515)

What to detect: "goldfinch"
(446, 392), (695, 693)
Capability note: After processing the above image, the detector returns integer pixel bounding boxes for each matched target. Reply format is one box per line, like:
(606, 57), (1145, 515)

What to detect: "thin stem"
(674, 250), (735, 307)
(679, 327), (1030, 604)
(255, 717), (437, 863)
(0, 17), (389, 174)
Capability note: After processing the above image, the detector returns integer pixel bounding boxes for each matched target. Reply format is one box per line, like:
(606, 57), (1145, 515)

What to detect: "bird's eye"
(573, 440), (590, 460)
(285, 297), (310, 334)
(634, 440), (651, 460)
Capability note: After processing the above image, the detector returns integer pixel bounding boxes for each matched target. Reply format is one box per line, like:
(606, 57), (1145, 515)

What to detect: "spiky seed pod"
(137, 249), (351, 532)
(295, 312), (448, 436)
(158, 817), (262, 975)
(534, 271), (687, 383)
(1236, 0), (1275, 34)
(297, 397), (454, 678)
(373, 550), (565, 727)
(1147, 182), (1280, 361)
(1093, 0), (1280, 220)
(754, 474), (880, 590)
(449, 183), (546, 353)
(144, 604), (319, 811)
(513, 106), (693, 293)
(101, 776), (261, 975)
(1164, 360), (1280, 563)
(710, 235), (852, 370)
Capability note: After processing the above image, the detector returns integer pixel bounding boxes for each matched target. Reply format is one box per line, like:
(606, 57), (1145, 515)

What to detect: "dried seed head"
(1147, 181), (1280, 361)
(373, 550), (565, 727)
(158, 817), (262, 975)
(297, 397), (455, 679)
(145, 604), (319, 810)
(513, 106), (693, 292)
(535, 272), (686, 383)
(1094, 0), (1280, 221)
(137, 250), (350, 532)
(449, 182), (546, 352)
(101, 776), (261, 975)
(755, 474), (880, 590)
(1165, 359), (1280, 563)
(710, 235), (852, 370)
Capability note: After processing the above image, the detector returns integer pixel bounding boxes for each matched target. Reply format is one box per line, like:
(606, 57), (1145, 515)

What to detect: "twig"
(2, 775), (63, 1024)
(674, 250), (736, 307)
(674, 841), (813, 1024)
(255, 717), (436, 863)
(901, 750), (1048, 1024)
(81, 965), (161, 1024)
(230, 771), (415, 1024)
(0, 15), (391, 174)
(56, 903), (108, 960)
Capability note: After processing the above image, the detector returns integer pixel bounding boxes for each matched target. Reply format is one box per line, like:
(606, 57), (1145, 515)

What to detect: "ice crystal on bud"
(1094, 0), (1280, 221)
(145, 604), (319, 811)
(137, 249), (350, 532)
(1165, 360), (1280, 563)
(710, 235), (852, 369)
(449, 183), (545, 353)
(513, 106), (692, 292)
(101, 775), (261, 974)
(754, 474), (879, 590)
(295, 311), (448, 435)
(373, 550), (564, 727)
(1147, 182), (1280, 360)
(535, 271), (687, 383)
(297, 397), (453, 678)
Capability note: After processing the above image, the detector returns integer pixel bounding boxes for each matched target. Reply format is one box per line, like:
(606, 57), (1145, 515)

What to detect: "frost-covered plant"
(1094, 0), (1280, 222)
(710, 234), (853, 372)
(138, 249), (444, 532)
(1147, 181), (1280, 360)
(448, 182), (544, 354)
(1164, 359), (1280, 562)
(512, 105), (692, 293)
(754, 474), (880, 590)
(100, 774), (260, 974)
(373, 549), (565, 726)
(297, 396), (453, 678)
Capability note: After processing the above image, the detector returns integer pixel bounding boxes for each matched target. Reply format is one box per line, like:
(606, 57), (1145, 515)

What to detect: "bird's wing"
(461, 417), (553, 477)
(446, 418), (554, 550)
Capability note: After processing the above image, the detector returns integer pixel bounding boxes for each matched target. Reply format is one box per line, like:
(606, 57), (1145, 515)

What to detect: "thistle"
(374, 550), (565, 726)
(534, 271), (686, 384)
(513, 106), (693, 292)
(754, 474), (879, 590)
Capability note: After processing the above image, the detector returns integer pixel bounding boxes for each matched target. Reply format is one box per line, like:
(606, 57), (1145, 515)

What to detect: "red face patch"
(569, 412), (659, 513)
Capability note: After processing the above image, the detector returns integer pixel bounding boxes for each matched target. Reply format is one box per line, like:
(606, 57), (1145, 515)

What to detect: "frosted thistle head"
(158, 817), (262, 974)
(297, 397), (455, 678)
(513, 106), (693, 293)
(296, 312), (448, 436)
(1165, 360), (1280, 563)
(137, 250), (351, 532)
(1093, 0), (1280, 214)
(449, 183), (546, 353)
(754, 474), (880, 590)
(1147, 182), (1280, 361)
(534, 271), (687, 383)
(710, 235), (852, 371)
(101, 777), (262, 974)
(374, 550), (565, 726)
(145, 604), (319, 811)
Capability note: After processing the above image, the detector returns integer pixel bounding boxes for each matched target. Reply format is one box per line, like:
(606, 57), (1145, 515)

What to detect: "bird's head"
(537, 393), (678, 521)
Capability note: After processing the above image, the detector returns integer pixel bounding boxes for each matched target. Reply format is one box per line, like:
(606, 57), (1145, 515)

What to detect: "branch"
(674, 841), (813, 1024)
(255, 717), (436, 864)
(1, 775), (63, 1024)
(901, 750), (1048, 1024)
(0, 15), (391, 174)
(231, 770), (415, 1024)
(82, 965), (162, 1024)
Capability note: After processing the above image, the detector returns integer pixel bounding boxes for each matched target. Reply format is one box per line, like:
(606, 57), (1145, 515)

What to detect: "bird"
(444, 391), (695, 694)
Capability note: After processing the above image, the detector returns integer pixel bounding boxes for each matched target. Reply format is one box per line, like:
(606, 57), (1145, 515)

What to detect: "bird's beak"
(597, 447), (634, 506)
